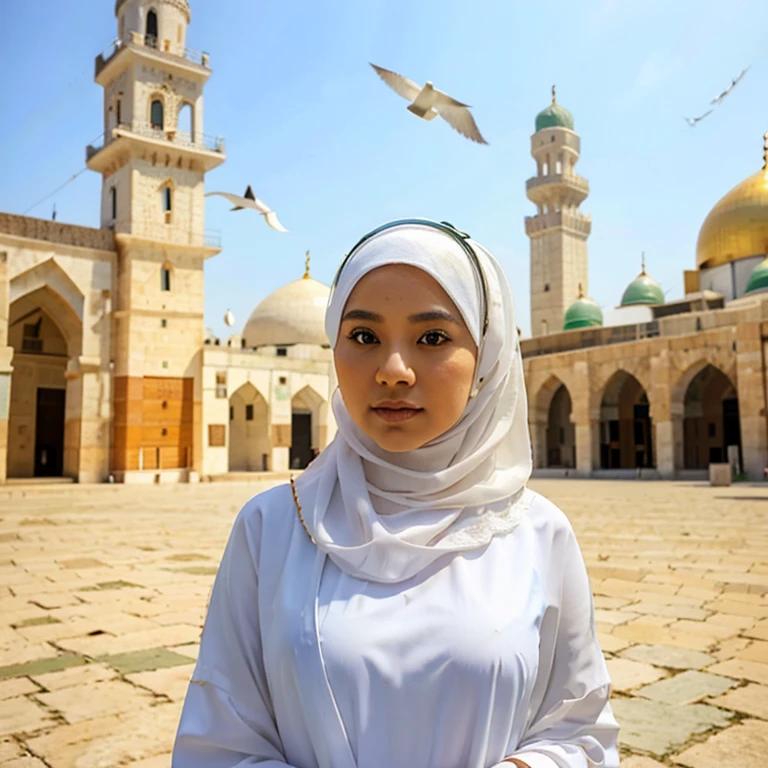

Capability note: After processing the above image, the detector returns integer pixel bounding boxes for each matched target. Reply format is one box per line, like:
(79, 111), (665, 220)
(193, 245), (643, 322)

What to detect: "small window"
(276, 347), (287, 357)
(116, 98), (122, 125)
(162, 360), (168, 368)
(110, 187), (117, 220)
(209, 424), (226, 447)
(161, 318), (167, 328)
(215, 371), (227, 399)
(551, 135), (556, 142)
(229, 406), (234, 421)
(150, 99), (164, 129)
(245, 404), (254, 421)
(555, 160), (562, 174)
(544, 283), (550, 292)
(161, 266), (171, 292)
(278, 376), (287, 385)
(162, 185), (172, 212)
(146, 9), (158, 44)
(541, 319), (549, 335)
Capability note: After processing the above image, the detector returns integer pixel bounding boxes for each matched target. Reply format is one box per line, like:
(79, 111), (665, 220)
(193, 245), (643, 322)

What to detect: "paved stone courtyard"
(0, 478), (767, 767)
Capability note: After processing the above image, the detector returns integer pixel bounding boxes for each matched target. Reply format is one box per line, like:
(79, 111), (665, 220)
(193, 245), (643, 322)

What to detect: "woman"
(173, 220), (619, 768)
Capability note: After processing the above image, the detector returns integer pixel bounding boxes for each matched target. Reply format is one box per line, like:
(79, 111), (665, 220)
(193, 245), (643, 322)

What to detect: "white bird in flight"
(369, 63), (488, 145)
(205, 186), (288, 232)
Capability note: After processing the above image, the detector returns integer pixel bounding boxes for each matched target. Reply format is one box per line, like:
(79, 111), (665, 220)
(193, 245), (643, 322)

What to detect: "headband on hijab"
(294, 220), (533, 584)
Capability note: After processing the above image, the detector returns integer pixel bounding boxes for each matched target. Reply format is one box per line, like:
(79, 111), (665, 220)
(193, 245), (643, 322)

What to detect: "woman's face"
(334, 264), (478, 453)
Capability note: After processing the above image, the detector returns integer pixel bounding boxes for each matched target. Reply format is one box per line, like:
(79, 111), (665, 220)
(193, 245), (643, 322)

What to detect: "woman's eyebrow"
(341, 309), (384, 322)
(408, 309), (460, 324)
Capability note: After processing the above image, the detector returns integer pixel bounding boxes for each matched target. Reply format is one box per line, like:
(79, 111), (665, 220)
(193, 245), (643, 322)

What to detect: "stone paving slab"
(672, 718), (768, 768)
(709, 682), (768, 720)
(0, 479), (766, 766)
(634, 670), (738, 706)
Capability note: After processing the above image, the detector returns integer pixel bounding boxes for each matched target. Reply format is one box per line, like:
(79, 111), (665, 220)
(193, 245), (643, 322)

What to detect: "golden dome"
(696, 165), (768, 269)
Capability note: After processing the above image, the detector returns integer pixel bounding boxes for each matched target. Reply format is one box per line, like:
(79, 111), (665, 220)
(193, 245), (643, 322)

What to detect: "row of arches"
(539, 364), (743, 471)
(228, 382), (327, 472)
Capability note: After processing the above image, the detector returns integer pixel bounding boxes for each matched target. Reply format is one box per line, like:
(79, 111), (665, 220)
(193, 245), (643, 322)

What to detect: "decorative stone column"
(736, 323), (768, 479)
(0, 251), (12, 485)
(571, 359), (594, 476)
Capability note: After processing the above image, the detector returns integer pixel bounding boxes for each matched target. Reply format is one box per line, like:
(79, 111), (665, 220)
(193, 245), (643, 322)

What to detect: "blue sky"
(0, 0), (766, 338)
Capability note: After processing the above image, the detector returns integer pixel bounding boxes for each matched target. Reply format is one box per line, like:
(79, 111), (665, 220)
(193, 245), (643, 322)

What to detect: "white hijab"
(294, 222), (532, 583)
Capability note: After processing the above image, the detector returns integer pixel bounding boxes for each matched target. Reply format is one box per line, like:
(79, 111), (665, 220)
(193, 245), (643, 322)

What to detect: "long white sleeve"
(172, 502), (296, 768)
(498, 524), (619, 768)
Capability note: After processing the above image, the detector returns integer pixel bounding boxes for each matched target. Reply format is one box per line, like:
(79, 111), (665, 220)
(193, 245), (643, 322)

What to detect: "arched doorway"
(7, 301), (74, 478)
(683, 365), (742, 470)
(228, 383), (270, 472)
(291, 386), (325, 470)
(546, 384), (575, 468)
(599, 371), (654, 469)
(146, 9), (158, 46)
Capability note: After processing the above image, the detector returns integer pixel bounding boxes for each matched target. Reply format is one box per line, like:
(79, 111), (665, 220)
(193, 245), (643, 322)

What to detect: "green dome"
(535, 88), (574, 132)
(745, 256), (768, 295)
(563, 288), (603, 331)
(621, 268), (665, 306)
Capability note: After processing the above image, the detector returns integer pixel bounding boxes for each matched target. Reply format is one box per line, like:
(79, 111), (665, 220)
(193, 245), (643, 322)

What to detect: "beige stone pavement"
(0, 478), (767, 767)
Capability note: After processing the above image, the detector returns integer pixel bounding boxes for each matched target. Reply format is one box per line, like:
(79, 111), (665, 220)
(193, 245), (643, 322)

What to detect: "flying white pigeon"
(224, 309), (235, 327)
(370, 63), (488, 145)
(205, 186), (288, 232)
(710, 67), (749, 106)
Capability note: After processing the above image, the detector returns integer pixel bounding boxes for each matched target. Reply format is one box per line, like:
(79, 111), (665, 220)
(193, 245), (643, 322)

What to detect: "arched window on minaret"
(555, 154), (563, 175)
(161, 182), (173, 224)
(177, 103), (194, 142)
(161, 262), (172, 292)
(146, 9), (159, 47)
(110, 187), (117, 222)
(116, 98), (122, 126)
(150, 99), (164, 130)
(541, 319), (549, 335)
(542, 158), (549, 176)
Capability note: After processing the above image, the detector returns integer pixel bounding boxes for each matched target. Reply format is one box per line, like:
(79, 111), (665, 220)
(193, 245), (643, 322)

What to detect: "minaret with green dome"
(525, 86), (591, 336)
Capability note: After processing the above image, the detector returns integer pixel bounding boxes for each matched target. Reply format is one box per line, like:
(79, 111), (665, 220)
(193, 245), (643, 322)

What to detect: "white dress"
(172, 484), (619, 768)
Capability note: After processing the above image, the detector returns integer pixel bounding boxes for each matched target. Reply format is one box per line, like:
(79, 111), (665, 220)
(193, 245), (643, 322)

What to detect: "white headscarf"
(294, 222), (532, 583)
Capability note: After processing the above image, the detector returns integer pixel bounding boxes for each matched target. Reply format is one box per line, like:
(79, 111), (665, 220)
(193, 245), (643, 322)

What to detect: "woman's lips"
(371, 407), (423, 423)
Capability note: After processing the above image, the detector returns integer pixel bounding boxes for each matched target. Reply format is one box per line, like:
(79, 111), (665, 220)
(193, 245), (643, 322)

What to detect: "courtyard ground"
(0, 478), (767, 767)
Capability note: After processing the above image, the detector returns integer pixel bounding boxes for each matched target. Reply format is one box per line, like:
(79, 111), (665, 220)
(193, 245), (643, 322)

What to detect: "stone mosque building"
(523, 91), (768, 481)
(0, 0), (335, 484)
(0, 0), (767, 484)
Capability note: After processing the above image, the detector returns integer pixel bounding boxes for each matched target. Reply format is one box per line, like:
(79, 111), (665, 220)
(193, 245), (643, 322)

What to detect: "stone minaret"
(87, 0), (225, 477)
(525, 87), (591, 336)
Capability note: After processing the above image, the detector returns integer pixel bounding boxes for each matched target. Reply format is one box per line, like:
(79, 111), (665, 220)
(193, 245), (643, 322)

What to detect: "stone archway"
(546, 384), (575, 468)
(7, 286), (82, 479)
(228, 383), (270, 472)
(682, 364), (742, 470)
(291, 385), (326, 470)
(598, 370), (654, 469)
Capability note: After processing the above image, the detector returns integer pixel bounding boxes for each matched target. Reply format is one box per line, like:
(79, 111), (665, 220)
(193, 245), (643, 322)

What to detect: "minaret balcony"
(86, 121), (225, 174)
(95, 32), (211, 84)
(112, 219), (222, 257)
(525, 173), (589, 207)
(524, 210), (592, 237)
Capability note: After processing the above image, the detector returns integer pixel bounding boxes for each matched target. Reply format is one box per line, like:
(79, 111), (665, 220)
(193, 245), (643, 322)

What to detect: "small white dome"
(242, 277), (330, 348)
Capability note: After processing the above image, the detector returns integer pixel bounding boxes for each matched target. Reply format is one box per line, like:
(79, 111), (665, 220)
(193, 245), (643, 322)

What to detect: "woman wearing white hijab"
(173, 220), (619, 768)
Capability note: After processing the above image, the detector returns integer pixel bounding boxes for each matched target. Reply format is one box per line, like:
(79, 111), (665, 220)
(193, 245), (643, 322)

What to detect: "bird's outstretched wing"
(370, 63), (422, 102)
(205, 191), (254, 209)
(710, 66), (750, 105)
(432, 88), (470, 109)
(436, 104), (489, 144)
(264, 211), (288, 233)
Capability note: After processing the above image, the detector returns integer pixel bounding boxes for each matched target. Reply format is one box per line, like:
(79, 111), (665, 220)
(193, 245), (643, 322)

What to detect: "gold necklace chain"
(290, 476), (316, 545)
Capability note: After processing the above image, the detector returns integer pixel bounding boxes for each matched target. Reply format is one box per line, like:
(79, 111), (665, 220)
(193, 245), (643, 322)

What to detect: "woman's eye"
(348, 329), (379, 345)
(419, 330), (450, 346)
